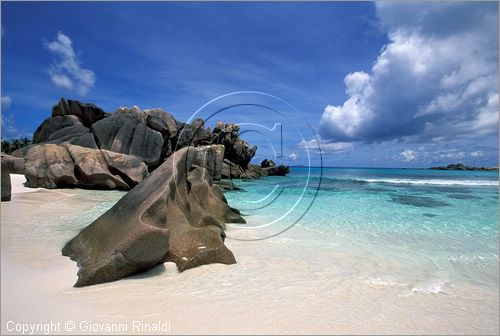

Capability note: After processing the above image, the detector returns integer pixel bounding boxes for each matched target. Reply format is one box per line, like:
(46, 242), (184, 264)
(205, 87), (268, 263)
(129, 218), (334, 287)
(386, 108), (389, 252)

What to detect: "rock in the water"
(1, 160), (11, 201)
(24, 144), (148, 190)
(91, 114), (164, 166)
(248, 163), (268, 177)
(261, 159), (276, 168)
(216, 180), (242, 191)
(242, 163), (290, 178)
(240, 170), (260, 180)
(266, 165), (290, 176)
(52, 97), (106, 127)
(62, 146), (245, 287)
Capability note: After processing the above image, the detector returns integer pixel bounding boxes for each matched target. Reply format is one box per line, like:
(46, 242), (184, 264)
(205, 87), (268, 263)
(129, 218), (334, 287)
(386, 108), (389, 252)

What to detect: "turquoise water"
(225, 167), (499, 291)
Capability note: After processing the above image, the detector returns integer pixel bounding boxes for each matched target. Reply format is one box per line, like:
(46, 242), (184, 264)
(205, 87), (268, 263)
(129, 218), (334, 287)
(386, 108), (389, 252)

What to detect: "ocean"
(225, 167), (499, 295)
(1, 169), (498, 334)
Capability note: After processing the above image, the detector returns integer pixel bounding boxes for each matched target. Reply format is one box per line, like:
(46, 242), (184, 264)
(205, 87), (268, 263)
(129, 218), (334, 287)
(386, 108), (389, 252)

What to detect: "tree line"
(1, 138), (32, 154)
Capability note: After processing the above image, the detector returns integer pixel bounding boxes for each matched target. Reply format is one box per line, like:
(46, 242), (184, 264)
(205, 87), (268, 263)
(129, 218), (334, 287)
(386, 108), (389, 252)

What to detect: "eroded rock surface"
(62, 146), (245, 287)
(1, 160), (11, 201)
(24, 144), (148, 190)
(91, 114), (164, 167)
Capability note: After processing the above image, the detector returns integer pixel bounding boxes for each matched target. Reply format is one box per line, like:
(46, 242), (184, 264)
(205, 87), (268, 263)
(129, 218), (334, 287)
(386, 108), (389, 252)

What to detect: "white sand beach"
(1, 175), (498, 335)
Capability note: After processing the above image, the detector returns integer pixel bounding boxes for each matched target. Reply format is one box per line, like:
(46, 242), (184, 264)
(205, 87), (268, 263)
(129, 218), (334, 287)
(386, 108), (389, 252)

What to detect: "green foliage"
(1, 137), (32, 154)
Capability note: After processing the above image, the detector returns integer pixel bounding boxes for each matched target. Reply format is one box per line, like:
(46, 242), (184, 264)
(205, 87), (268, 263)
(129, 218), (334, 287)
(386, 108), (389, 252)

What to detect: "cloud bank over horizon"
(319, 2), (498, 146)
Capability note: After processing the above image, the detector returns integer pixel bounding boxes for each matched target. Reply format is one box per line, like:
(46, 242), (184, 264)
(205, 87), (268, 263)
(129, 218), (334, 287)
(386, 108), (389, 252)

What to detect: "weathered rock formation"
(52, 97), (106, 127)
(14, 98), (289, 190)
(91, 114), (164, 167)
(261, 159), (276, 168)
(429, 163), (499, 171)
(221, 159), (244, 179)
(240, 163), (291, 179)
(1, 153), (27, 202)
(1, 153), (25, 175)
(1, 160), (11, 201)
(62, 146), (245, 287)
(212, 122), (257, 169)
(24, 144), (148, 190)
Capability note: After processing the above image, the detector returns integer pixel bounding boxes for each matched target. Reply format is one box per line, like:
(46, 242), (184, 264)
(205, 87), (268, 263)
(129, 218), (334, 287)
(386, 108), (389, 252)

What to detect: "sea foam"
(357, 178), (498, 186)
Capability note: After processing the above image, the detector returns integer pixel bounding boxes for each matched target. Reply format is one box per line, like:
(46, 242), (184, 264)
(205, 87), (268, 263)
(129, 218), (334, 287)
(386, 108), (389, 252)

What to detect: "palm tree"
(0, 137), (32, 154)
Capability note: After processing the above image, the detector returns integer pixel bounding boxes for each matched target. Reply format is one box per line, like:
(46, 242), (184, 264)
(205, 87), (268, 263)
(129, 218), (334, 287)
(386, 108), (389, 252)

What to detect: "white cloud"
(298, 137), (353, 154)
(400, 149), (417, 162)
(320, 2), (498, 143)
(470, 151), (483, 157)
(288, 153), (298, 160)
(1, 96), (12, 109)
(44, 31), (96, 95)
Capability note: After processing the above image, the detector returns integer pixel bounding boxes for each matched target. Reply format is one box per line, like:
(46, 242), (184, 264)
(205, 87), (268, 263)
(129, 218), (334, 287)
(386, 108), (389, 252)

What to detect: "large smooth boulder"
(24, 144), (148, 190)
(145, 108), (178, 139)
(91, 114), (163, 166)
(62, 146), (245, 287)
(191, 145), (224, 181)
(67, 145), (129, 189)
(52, 98), (106, 127)
(11, 132), (98, 159)
(1, 160), (11, 201)
(25, 144), (78, 189)
(33, 115), (88, 144)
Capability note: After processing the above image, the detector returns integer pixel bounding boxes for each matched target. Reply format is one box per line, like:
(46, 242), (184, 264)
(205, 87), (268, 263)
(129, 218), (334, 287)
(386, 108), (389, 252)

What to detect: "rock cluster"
(1, 154), (26, 201)
(7, 98), (289, 191)
(429, 163), (499, 171)
(62, 146), (245, 287)
(1, 98), (293, 286)
(24, 144), (149, 190)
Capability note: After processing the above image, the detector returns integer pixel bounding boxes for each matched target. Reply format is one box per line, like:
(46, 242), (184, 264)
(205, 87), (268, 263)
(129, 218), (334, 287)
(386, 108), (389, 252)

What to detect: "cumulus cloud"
(44, 31), (96, 95)
(288, 153), (298, 160)
(1, 96), (12, 109)
(320, 2), (498, 143)
(298, 137), (353, 154)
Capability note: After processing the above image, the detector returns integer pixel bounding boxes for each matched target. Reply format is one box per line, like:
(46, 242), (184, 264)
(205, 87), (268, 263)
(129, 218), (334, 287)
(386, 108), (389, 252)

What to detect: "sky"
(1, 1), (498, 168)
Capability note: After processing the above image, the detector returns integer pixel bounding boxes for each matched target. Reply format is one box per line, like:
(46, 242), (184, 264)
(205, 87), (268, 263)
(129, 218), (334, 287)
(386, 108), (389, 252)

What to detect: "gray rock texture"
(62, 146), (245, 287)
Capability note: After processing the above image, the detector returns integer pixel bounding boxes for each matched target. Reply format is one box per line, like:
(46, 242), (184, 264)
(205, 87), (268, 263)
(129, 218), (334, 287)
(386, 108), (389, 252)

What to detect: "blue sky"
(1, 1), (498, 167)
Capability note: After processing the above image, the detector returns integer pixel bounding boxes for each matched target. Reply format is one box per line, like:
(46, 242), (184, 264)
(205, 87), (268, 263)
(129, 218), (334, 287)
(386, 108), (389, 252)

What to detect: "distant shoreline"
(289, 165), (499, 170)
